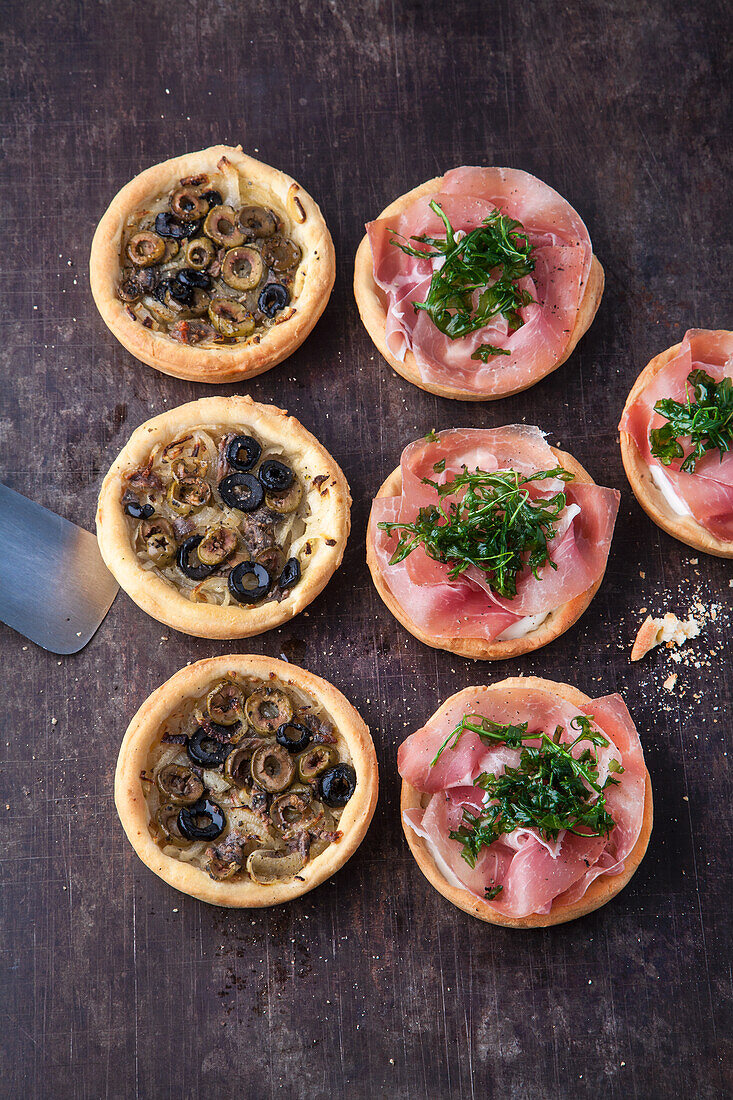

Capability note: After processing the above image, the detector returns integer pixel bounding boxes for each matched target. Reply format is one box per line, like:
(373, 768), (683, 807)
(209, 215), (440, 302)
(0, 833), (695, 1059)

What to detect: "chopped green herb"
(650, 369), (733, 473)
(424, 428), (439, 443)
(440, 714), (621, 869)
(378, 465), (573, 600)
(432, 458), (446, 473)
(484, 884), (503, 901)
(391, 201), (535, 357)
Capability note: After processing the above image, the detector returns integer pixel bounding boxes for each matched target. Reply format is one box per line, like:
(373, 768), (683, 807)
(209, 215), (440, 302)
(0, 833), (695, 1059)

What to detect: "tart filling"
(117, 162), (302, 347)
(123, 425), (310, 606)
(143, 673), (356, 884)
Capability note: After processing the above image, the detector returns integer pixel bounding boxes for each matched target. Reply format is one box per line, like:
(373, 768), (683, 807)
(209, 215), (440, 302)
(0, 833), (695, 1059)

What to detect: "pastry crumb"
(631, 611), (701, 662)
(663, 672), (678, 692)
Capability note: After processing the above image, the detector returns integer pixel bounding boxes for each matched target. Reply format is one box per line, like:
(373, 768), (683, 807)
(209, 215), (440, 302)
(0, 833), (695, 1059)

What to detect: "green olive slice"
(170, 186), (208, 222)
(156, 803), (189, 847)
(262, 235), (301, 273)
(139, 517), (176, 565)
(265, 478), (302, 515)
(246, 848), (306, 884)
(127, 230), (166, 267)
(206, 680), (245, 725)
(253, 546), (281, 576)
(297, 745), (338, 782)
(155, 763), (204, 805)
(221, 246), (263, 291)
(118, 275), (141, 302)
(270, 791), (324, 835)
(185, 237), (215, 270)
(245, 688), (294, 733)
(197, 525), (237, 567)
(250, 743), (295, 793)
(167, 476), (211, 515)
(170, 454), (209, 480)
(203, 204), (245, 247)
(237, 205), (279, 239)
(208, 299), (255, 338)
(224, 737), (267, 787)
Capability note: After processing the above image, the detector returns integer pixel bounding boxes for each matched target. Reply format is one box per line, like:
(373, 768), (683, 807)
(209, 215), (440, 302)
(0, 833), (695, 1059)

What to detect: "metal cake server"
(0, 482), (119, 654)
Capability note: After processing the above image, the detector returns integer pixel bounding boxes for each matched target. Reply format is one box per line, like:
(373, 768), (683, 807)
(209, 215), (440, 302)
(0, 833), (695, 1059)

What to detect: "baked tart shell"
(366, 447), (605, 660)
(115, 655), (378, 907)
(90, 144), (335, 382)
(96, 395), (351, 639)
(401, 676), (653, 927)
(353, 176), (604, 401)
(620, 340), (733, 558)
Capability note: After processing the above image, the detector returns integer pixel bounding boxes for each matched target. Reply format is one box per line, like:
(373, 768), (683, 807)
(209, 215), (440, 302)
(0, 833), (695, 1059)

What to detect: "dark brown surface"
(1, 2), (731, 1097)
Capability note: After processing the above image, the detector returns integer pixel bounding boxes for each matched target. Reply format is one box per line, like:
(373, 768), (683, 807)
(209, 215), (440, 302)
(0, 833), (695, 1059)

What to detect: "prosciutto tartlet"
(354, 167), (604, 401)
(115, 656), (378, 907)
(90, 145), (335, 382)
(96, 396), (350, 639)
(619, 329), (733, 557)
(366, 426), (620, 660)
(399, 678), (652, 927)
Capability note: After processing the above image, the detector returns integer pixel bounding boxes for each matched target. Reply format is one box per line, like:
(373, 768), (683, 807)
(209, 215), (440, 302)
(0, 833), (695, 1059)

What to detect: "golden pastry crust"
(97, 396), (350, 638)
(353, 176), (604, 401)
(115, 655), (378, 907)
(619, 339), (733, 558)
(401, 677), (653, 927)
(366, 447), (604, 660)
(90, 145), (335, 382)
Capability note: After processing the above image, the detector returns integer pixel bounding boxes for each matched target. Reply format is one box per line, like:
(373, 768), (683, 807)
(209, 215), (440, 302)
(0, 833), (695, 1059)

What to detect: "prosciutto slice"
(619, 329), (733, 540)
(399, 684), (646, 918)
(367, 167), (593, 395)
(369, 426), (619, 640)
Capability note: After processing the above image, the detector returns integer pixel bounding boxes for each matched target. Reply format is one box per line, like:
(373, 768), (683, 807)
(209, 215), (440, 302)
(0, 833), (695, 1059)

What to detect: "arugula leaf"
(391, 200), (535, 358)
(378, 465), (574, 600)
(650, 369), (733, 473)
(440, 714), (622, 869)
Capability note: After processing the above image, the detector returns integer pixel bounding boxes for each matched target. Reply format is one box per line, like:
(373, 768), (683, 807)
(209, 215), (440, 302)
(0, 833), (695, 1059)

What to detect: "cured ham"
(366, 167), (594, 396)
(368, 426), (619, 641)
(619, 329), (733, 541)
(399, 684), (647, 918)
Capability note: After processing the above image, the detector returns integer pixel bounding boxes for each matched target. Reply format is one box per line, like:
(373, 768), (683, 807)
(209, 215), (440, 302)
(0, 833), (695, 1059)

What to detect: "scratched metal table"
(1, 2), (730, 1097)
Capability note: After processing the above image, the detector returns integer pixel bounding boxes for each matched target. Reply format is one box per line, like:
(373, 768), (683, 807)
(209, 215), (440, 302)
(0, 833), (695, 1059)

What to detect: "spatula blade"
(0, 482), (119, 654)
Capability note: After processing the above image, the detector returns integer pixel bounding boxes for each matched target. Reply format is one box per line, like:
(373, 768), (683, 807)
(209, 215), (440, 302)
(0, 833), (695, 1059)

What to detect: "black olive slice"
(278, 557), (301, 590)
(319, 764), (357, 807)
(218, 472), (264, 512)
(154, 211), (201, 240)
(201, 189), (223, 208)
(275, 721), (312, 753)
(226, 434), (262, 472)
(177, 797), (226, 841)
(258, 460), (294, 493)
(177, 536), (217, 580)
(228, 562), (271, 604)
(154, 276), (193, 308)
(187, 727), (231, 767)
(259, 283), (290, 318)
(124, 500), (154, 519)
(177, 268), (212, 290)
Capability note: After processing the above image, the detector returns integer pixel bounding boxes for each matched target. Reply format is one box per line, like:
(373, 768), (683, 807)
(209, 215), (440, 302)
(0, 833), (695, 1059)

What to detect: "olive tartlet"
(115, 656), (378, 906)
(90, 145), (335, 382)
(96, 396), (350, 638)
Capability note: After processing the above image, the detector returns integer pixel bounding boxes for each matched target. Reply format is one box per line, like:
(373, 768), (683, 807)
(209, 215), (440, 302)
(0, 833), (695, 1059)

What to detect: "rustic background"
(1, 1), (731, 1097)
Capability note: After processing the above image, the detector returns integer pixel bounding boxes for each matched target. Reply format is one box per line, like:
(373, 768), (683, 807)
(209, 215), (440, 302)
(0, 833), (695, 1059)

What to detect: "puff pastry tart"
(90, 145), (335, 382)
(366, 426), (619, 660)
(619, 328), (733, 557)
(115, 655), (378, 907)
(96, 396), (350, 638)
(354, 167), (603, 400)
(399, 677), (652, 927)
